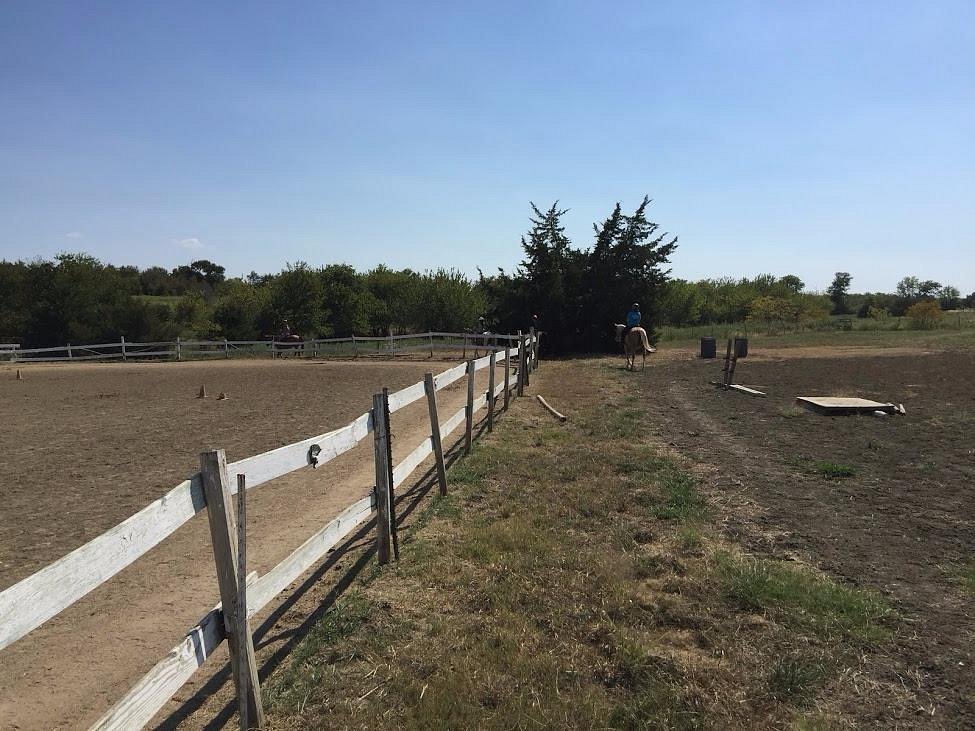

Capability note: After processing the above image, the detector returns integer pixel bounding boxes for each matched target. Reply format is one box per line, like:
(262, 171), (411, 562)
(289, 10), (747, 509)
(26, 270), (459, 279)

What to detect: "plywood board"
(796, 397), (898, 414)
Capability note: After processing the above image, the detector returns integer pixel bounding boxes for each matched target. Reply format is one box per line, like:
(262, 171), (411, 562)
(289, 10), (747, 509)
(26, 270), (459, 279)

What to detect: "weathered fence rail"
(2, 331), (522, 363)
(0, 331), (541, 730)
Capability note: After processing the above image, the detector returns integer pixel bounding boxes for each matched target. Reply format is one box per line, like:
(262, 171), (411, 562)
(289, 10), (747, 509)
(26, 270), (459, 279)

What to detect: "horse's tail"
(639, 328), (652, 353)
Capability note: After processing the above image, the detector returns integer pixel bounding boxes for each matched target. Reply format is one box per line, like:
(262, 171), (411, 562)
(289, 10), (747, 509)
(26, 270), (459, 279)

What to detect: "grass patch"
(717, 554), (892, 643)
(650, 471), (708, 522)
(954, 559), (975, 596)
(766, 655), (827, 705)
(795, 458), (856, 480)
(264, 359), (894, 730)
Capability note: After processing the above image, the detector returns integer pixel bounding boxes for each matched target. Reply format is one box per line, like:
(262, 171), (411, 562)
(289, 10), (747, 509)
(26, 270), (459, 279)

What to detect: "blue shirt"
(626, 310), (641, 327)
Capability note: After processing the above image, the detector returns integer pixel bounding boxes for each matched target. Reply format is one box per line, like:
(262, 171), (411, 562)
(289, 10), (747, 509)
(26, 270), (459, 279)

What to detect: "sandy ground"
(0, 358), (496, 730)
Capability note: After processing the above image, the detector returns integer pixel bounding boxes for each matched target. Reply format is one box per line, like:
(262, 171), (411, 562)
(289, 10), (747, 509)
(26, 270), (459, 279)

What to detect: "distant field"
(658, 309), (975, 350)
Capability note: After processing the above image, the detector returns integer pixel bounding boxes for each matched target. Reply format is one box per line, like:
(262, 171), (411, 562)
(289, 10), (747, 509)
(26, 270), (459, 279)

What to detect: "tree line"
(655, 271), (971, 330)
(1, 199), (971, 351)
(0, 256), (486, 348)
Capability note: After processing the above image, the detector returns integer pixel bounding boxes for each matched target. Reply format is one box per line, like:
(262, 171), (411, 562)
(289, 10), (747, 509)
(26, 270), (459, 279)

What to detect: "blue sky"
(1, 1), (972, 293)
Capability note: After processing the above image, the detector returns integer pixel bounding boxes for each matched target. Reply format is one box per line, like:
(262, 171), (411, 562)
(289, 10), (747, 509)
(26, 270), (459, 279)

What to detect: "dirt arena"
(0, 357), (488, 729)
(643, 346), (975, 725)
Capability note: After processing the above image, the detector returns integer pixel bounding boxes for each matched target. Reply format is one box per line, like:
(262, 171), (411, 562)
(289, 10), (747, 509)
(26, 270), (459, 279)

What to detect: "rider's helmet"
(632, 302), (640, 310)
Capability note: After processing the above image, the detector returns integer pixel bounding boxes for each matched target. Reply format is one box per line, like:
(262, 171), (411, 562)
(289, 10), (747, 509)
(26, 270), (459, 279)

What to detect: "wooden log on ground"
(535, 395), (567, 422)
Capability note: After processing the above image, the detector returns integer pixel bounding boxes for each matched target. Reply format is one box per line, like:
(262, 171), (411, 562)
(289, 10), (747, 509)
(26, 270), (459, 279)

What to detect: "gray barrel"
(700, 337), (717, 359)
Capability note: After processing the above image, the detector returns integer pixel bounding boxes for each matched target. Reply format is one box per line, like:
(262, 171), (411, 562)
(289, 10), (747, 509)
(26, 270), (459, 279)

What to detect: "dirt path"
(639, 350), (975, 726)
(0, 358), (490, 730)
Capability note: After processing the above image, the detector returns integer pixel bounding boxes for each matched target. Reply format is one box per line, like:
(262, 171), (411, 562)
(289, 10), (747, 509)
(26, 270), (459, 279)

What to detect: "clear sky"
(1, 1), (972, 293)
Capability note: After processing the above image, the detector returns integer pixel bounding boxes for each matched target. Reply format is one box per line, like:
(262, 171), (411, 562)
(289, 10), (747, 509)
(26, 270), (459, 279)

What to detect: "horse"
(614, 324), (656, 371)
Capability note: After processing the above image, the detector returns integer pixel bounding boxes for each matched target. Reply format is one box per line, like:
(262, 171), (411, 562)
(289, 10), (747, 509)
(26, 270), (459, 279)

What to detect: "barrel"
(734, 337), (748, 358)
(700, 337), (717, 359)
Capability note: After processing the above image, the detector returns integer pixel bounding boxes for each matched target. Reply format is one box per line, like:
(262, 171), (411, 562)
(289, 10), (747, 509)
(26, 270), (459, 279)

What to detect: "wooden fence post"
(199, 450), (264, 727)
(224, 338), (230, 359)
(462, 334), (467, 360)
(429, 332), (434, 358)
(487, 350), (496, 432)
(176, 337), (181, 362)
(67, 342), (72, 360)
(235, 474), (250, 731)
(352, 334), (359, 359)
(120, 336), (127, 362)
(424, 373), (448, 496)
(516, 331), (525, 396)
(372, 393), (393, 564)
(503, 344), (511, 411)
(465, 359), (475, 455)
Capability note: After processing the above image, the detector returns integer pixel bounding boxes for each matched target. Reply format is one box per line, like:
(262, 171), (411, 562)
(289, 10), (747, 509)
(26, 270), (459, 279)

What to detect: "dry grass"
(264, 360), (894, 730)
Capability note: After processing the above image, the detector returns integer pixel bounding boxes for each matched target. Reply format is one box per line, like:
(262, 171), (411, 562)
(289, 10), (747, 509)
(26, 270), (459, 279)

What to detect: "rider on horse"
(624, 303), (641, 340)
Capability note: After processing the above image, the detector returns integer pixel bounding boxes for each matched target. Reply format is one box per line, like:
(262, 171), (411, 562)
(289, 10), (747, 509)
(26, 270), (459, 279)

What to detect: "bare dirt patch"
(639, 348), (975, 726)
(0, 358), (488, 729)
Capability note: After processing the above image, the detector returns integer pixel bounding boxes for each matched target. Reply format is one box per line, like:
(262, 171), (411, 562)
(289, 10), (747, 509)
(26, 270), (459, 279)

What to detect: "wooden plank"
(472, 353), (493, 372)
(387, 380), (426, 413)
(246, 496), (373, 613)
(0, 475), (206, 652)
(227, 411), (372, 489)
(96, 488), (375, 731)
(392, 437), (433, 489)
(433, 362), (467, 390)
(372, 393), (392, 565)
(796, 396), (897, 414)
(441, 404), (467, 438)
(728, 384), (765, 397)
(424, 373), (448, 496)
(465, 360), (475, 455)
(487, 351), (496, 432)
(200, 451), (264, 727)
(88, 571), (257, 731)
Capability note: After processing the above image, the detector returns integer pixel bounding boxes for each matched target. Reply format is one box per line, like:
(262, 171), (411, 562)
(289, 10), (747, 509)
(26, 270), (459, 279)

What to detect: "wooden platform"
(796, 397), (903, 415)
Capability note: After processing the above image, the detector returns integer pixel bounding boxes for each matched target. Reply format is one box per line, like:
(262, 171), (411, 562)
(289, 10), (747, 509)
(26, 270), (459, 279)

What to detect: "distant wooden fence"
(0, 331), (540, 729)
(1, 331), (515, 363)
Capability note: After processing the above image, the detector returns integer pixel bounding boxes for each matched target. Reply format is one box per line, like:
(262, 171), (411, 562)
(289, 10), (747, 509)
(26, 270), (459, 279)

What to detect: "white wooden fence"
(1, 331), (514, 363)
(0, 331), (540, 729)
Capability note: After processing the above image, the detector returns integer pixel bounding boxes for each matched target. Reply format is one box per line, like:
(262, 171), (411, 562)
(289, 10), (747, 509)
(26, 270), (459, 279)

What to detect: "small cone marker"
(197, 384), (207, 399)
(16, 369), (23, 380)
(217, 392), (228, 400)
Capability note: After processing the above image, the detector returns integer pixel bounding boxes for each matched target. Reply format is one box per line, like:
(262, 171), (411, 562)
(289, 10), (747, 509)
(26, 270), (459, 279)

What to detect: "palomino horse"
(614, 324), (656, 371)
